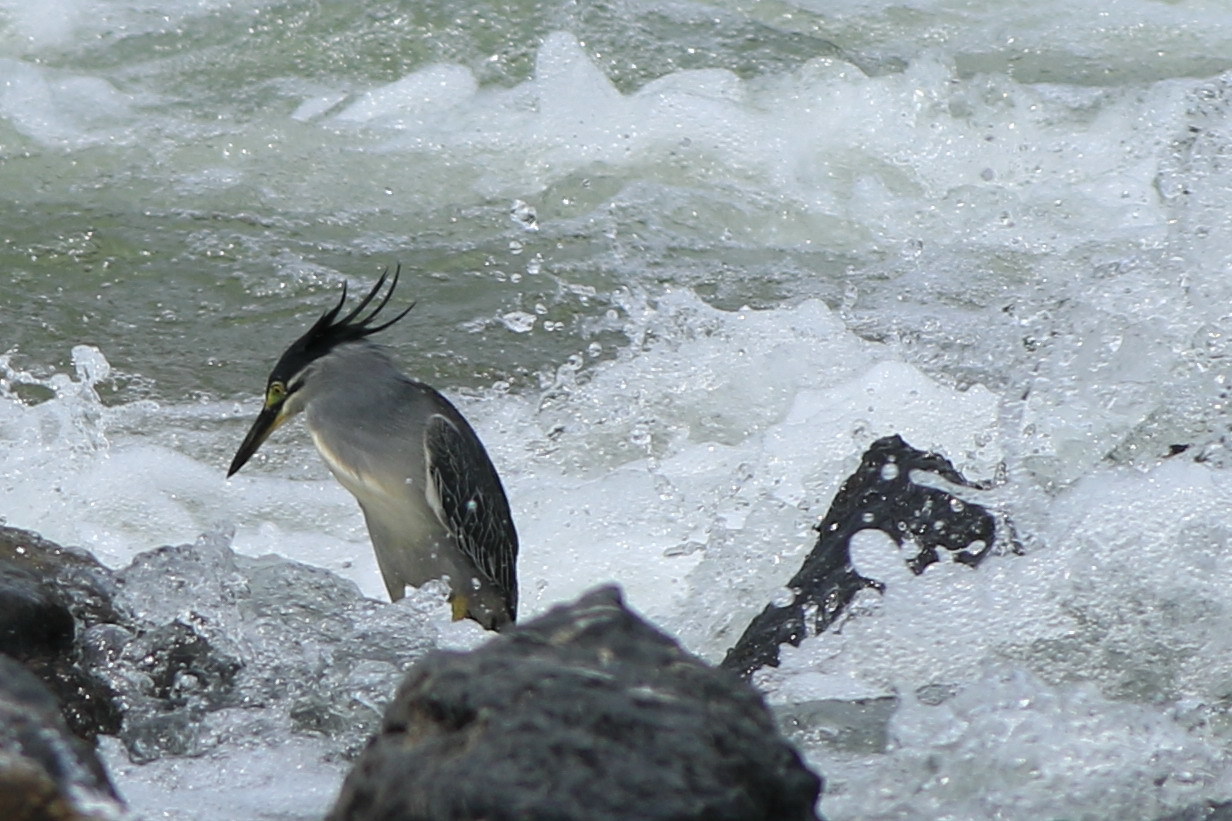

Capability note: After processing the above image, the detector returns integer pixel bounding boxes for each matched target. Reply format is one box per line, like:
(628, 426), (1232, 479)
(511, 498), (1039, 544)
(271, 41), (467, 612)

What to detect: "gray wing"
(424, 411), (519, 618)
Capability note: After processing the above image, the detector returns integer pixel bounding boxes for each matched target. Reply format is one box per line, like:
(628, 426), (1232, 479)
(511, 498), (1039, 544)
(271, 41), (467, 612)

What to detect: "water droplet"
(510, 199), (538, 231)
(500, 311), (536, 333)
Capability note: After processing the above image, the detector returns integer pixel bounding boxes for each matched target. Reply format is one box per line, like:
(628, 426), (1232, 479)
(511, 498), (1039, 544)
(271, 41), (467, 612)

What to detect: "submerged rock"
(103, 531), (442, 763)
(0, 654), (126, 821)
(0, 524), (445, 765)
(721, 435), (1008, 679)
(328, 585), (823, 821)
(0, 526), (123, 743)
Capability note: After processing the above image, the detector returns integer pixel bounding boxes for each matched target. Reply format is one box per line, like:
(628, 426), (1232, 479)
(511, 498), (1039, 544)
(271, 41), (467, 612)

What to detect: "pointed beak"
(228, 405), (285, 477)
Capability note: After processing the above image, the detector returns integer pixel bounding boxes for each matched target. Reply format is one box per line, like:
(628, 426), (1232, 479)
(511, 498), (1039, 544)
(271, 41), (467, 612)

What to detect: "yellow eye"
(265, 382), (287, 407)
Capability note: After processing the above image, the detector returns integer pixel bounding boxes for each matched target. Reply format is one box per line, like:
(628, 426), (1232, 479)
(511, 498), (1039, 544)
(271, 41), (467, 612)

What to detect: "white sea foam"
(5, 1), (1232, 819)
(3, 290), (1008, 819)
(13, 287), (1223, 821)
(5, 236), (1229, 821)
(821, 664), (1231, 821)
(333, 63), (478, 126)
(99, 735), (348, 821)
(0, 58), (134, 145)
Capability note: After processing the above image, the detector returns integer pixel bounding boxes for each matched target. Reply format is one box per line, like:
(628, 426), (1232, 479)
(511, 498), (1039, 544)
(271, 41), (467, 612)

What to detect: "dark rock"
(0, 526), (125, 628)
(16, 656), (123, 749)
(327, 585), (823, 821)
(0, 562), (74, 660)
(0, 526), (123, 742)
(0, 654), (125, 821)
(721, 435), (1008, 679)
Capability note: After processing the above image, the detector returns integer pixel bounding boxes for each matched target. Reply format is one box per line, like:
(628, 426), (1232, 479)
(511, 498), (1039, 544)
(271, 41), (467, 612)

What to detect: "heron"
(227, 267), (518, 630)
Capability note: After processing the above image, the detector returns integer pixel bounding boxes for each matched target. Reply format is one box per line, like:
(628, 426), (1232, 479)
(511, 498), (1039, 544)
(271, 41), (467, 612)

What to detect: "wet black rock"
(721, 435), (1008, 679)
(0, 526), (124, 627)
(0, 654), (125, 821)
(328, 585), (823, 821)
(0, 561), (74, 659)
(0, 526), (123, 742)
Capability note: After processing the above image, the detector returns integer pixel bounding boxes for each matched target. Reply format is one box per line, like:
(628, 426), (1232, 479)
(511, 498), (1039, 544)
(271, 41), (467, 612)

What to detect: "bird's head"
(227, 265), (415, 477)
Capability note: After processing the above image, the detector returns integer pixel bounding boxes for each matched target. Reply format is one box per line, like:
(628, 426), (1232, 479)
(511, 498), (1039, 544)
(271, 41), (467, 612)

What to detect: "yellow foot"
(450, 594), (470, 622)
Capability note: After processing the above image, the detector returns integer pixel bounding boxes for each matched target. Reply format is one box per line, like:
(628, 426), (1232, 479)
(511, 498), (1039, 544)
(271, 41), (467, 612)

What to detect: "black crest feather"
(270, 265), (414, 385)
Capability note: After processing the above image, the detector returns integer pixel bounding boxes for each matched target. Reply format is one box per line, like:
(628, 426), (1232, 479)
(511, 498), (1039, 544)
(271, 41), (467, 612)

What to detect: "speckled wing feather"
(424, 412), (519, 618)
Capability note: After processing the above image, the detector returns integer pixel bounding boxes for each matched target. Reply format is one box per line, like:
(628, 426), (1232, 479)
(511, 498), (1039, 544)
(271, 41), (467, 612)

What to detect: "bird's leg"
(450, 594), (470, 622)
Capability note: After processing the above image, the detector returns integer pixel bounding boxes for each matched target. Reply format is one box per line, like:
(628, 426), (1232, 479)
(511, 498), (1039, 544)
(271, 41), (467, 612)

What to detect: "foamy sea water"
(4, 1), (1232, 818)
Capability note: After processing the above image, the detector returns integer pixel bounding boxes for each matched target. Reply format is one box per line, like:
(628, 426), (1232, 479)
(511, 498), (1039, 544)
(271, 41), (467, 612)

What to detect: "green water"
(0, 4), (842, 403)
